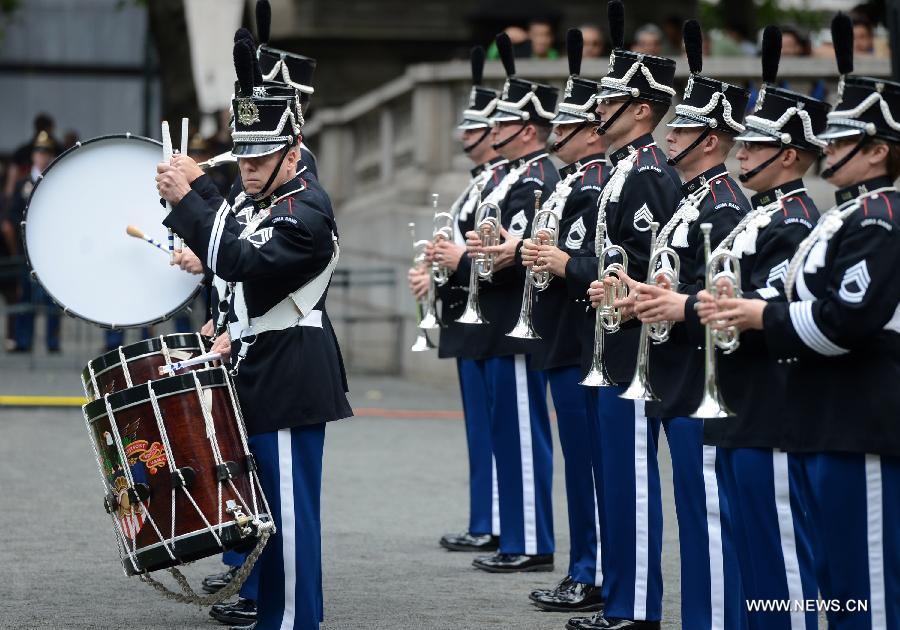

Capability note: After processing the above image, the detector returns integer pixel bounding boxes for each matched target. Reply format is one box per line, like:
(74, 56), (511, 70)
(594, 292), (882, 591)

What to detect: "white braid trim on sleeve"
(496, 91), (557, 121)
(601, 59), (676, 97)
(827, 92), (900, 132)
(675, 91), (745, 132)
(262, 58), (315, 95)
(744, 107), (827, 148)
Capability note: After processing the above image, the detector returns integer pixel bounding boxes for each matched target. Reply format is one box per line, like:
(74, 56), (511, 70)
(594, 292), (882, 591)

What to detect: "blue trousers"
(717, 448), (817, 630)
(457, 358), (499, 536)
(799, 453), (900, 630)
(595, 388), (663, 621)
(548, 365), (600, 585)
(659, 417), (745, 630)
(485, 355), (554, 556)
(249, 423), (326, 630)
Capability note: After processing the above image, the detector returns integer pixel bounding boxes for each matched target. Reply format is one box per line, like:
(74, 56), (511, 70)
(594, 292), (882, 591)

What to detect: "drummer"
(156, 40), (353, 630)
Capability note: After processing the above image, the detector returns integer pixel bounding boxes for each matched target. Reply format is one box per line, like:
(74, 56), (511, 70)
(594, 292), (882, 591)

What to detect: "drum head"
(24, 135), (201, 328)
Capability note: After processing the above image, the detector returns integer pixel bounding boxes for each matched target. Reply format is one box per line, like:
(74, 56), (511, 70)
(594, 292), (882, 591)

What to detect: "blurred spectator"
(579, 24), (608, 58)
(528, 18), (559, 59)
(852, 17), (875, 56)
(709, 24), (757, 57)
(486, 25), (536, 60)
(62, 130), (80, 152)
(10, 131), (61, 353)
(661, 15), (684, 57)
(781, 26), (812, 57)
(632, 24), (663, 56)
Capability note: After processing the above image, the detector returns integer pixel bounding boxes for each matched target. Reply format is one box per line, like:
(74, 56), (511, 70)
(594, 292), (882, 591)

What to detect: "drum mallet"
(161, 120), (176, 264)
(126, 225), (168, 254)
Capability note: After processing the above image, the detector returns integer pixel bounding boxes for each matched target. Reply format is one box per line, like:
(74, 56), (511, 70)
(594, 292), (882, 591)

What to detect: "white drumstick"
(176, 117), (189, 251)
(126, 225), (168, 254)
(161, 121), (175, 264)
(157, 351), (223, 376)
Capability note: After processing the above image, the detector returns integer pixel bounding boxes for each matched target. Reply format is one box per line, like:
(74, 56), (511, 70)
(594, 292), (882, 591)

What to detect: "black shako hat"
(736, 26), (829, 152)
(459, 46), (499, 130)
(231, 39), (302, 158)
(490, 32), (559, 126)
(598, 0), (676, 105)
(552, 29), (602, 124)
(254, 1), (316, 102)
(668, 20), (749, 135)
(818, 13), (900, 143)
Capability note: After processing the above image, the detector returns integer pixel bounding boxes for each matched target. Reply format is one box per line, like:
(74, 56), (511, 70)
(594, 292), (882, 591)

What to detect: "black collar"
(470, 156), (508, 177)
(559, 153), (607, 178)
(751, 179), (806, 208)
(609, 133), (655, 166)
(510, 149), (549, 169)
(681, 163), (729, 197)
(834, 176), (896, 205)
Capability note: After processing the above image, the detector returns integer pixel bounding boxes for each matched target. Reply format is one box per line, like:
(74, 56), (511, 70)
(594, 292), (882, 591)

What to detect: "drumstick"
(157, 351), (223, 375)
(161, 121), (176, 264)
(176, 117), (189, 252)
(126, 225), (168, 254)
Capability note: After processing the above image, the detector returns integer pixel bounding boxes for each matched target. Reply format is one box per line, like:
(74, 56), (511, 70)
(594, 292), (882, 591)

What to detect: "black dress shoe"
(210, 598), (257, 625)
(472, 552), (553, 573)
(201, 566), (238, 594)
(566, 613), (660, 630)
(227, 624), (256, 630)
(439, 532), (499, 552)
(533, 581), (604, 612)
(529, 574), (573, 601)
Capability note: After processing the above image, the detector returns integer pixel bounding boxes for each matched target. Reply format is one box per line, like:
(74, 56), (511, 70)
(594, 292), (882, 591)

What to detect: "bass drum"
(22, 134), (201, 328)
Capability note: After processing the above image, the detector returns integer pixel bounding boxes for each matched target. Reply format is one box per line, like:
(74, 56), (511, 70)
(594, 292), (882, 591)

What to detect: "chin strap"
(491, 122), (528, 151)
(738, 144), (786, 184)
(246, 143), (293, 201)
(820, 135), (871, 180)
(464, 127), (492, 154)
(666, 127), (712, 166)
(551, 121), (592, 154)
(595, 97), (634, 136)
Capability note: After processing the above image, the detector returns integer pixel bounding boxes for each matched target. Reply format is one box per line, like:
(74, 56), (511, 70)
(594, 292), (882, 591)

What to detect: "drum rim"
(20, 133), (203, 329)
(83, 366), (228, 420)
(83, 332), (211, 381)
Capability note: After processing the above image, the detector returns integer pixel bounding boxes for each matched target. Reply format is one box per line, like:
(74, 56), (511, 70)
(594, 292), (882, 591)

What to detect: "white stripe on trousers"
(491, 455), (501, 536)
(277, 430), (297, 630)
(702, 445), (726, 630)
(865, 454), (886, 630)
(633, 400), (649, 620)
(592, 467), (604, 587)
(772, 452), (806, 630)
(513, 355), (538, 556)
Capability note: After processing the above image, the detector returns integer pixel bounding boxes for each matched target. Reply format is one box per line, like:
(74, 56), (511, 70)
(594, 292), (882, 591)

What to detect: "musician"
(697, 16), (900, 628)
(604, 21), (751, 629)
(517, 29), (608, 613)
(156, 41), (352, 630)
(463, 31), (560, 574)
(564, 2), (681, 628)
(407, 46), (508, 553)
(686, 28), (829, 630)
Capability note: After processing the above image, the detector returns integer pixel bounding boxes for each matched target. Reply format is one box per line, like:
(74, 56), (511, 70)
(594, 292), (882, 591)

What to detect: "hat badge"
(468, 86), (478, 107)
(502, 79), (511, 100)
(237, 98), (261, 126)
(685, 74), (694, 99)
(565, 76), (574, 99)
(607, 51), (616, 76)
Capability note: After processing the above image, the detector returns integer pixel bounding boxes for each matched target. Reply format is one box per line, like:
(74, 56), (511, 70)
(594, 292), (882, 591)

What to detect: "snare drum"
(82, 367), (270, 575)
(83, 333), (213, 399)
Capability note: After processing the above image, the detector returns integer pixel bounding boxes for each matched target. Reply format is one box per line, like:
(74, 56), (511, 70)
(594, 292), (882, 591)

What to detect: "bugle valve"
(507, 191), (555, 340)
